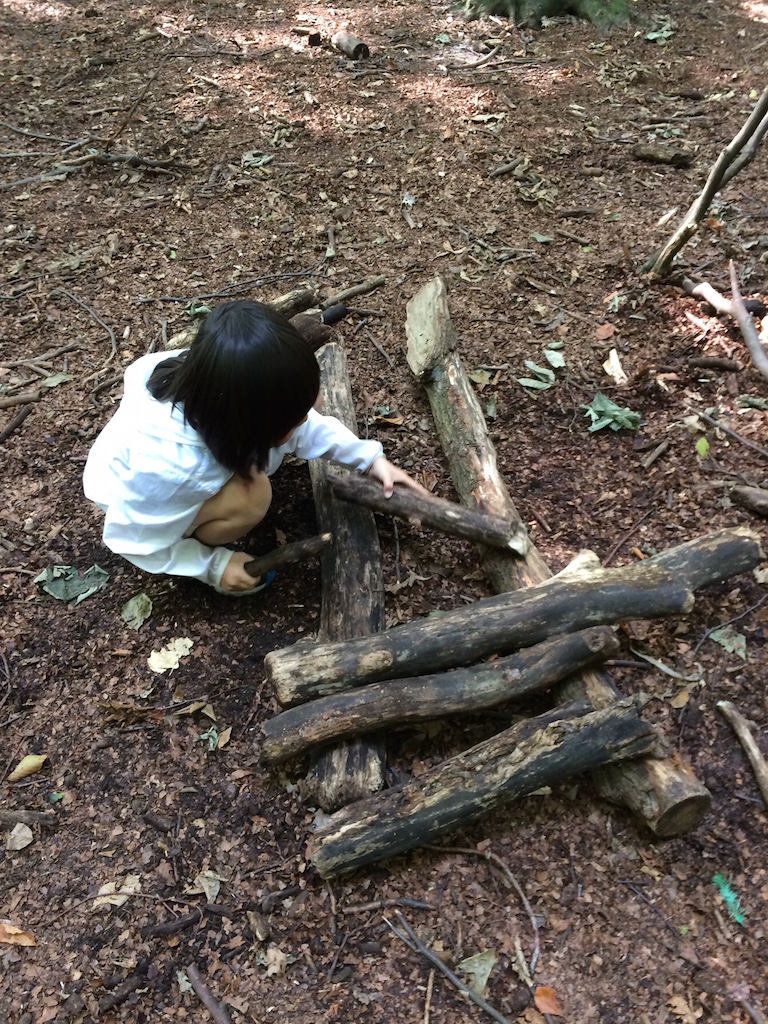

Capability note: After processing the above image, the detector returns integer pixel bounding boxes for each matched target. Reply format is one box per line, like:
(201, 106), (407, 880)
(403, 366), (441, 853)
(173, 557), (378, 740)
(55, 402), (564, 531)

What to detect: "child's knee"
(245, 471), (272, 524)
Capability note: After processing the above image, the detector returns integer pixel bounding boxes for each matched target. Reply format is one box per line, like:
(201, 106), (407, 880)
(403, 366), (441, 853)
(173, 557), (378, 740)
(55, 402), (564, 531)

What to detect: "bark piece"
(308, 699), (657, 878)
(242, 533), (331, 580)
(632, 143), (696, 167)
(331, 471), (528, 554)
(261, 627), (619, 764)
(402, 277), (728, 837)
(731, 486), (768, 518)
(300, 342), (386, 811)
(266, 526), (763, 707)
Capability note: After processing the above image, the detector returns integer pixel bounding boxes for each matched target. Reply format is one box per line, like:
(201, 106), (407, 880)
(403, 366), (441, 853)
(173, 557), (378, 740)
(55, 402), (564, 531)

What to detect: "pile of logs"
(256, 277), (766, 879)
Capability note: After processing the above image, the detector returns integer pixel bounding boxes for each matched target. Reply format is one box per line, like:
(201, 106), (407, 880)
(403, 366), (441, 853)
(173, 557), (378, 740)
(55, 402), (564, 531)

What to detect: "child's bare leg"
(191, 470), (272, 545)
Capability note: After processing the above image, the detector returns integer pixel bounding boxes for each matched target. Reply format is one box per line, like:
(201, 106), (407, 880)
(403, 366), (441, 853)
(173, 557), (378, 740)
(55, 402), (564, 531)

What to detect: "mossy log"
(262, 627), (619, 764)
(308, 699), (656, 878)
(299, 343), (386, 812)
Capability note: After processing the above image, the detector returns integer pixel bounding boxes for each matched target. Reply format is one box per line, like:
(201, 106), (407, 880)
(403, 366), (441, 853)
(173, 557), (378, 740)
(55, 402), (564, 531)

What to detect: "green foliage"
(712, 874), (745, 924)
(462, 0), (631, 29)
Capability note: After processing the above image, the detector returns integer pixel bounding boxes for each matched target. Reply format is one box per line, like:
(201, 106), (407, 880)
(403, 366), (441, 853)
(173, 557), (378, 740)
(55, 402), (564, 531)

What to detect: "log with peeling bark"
(308, 699), (658, 878)
(242, 533), (331, 580)
(330, 471), (528, 554)
(166, 286), (319, 350)
(299, 343), (386, 812)
(261, 627), (619, 764)
(402, 277), (757, 836)
(265, 526), (763, 707)
(731, 485), (768, 518)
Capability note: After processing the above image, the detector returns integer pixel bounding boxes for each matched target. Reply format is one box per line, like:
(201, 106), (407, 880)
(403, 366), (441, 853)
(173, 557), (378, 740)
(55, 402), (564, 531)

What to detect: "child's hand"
(220, 551), (264, 592)
(366, 457), (430, 499)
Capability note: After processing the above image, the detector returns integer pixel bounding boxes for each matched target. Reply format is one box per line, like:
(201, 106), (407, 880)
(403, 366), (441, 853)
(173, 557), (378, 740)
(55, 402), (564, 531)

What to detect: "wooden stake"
(242, 533), (330, 580)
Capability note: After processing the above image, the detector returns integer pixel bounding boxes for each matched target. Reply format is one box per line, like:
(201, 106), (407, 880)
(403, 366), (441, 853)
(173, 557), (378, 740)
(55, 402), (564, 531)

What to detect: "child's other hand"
(220, 551), (263, 592)
(367, 457), (430, 499)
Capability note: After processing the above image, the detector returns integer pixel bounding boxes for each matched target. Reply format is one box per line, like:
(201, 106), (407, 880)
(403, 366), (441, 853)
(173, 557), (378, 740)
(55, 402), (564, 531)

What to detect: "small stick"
(322, 276), (385, 308)
(640, 440), (669, 470)
(242, 533), (331, 579)
(450, 45), (502, 71)
(185, 964), (232, 1024)
(602, 509), (654, 567)
(342, 898), (433, 915)
(0, 808), (57, 827)
(717, 701), (768, 807)
(0, 391), (40, 410)
(685, 404), (768, 461)
(99, 975), (146, 1013)
(0, 403), (34, 443)
(385, 911), (513, 1024)
(55, 289), (117, 378)
(365, 328), (395, 367)
(424, 969), (435, 1024)
(331, 31), (370, 60)
(489, 156), (525, 178)
(0, 342), (80, 369)
(142, 908), (202, 938)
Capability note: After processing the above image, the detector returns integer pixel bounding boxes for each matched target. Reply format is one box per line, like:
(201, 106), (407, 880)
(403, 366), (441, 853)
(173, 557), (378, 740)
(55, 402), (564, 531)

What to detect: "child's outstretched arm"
(366, 456), (429, 498)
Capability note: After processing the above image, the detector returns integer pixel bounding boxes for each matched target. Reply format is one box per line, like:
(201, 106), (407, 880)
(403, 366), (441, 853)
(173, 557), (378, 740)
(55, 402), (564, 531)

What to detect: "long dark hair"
(147, 300), (320, 475)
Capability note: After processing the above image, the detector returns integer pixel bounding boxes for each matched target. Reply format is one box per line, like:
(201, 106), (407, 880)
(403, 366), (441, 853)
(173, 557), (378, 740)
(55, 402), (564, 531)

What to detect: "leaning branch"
(728, 261), (768, 382)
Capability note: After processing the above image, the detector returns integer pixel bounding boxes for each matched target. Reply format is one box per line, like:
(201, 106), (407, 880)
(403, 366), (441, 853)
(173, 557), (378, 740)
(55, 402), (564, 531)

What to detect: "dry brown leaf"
(534, 986), (564, 1016)
(594, 323), (615, 341)
(8, 753), (48, 782)
(0, 920), (36, 946)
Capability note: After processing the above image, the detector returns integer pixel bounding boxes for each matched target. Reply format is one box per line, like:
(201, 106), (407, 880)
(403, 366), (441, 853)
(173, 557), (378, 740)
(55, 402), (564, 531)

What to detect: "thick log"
(265, 527), (764, 706)
(242, 533), (331, 579)
(330, 472), (528, 554)
(331, 31), (370, 59)
(300, 342), (386, 811)
(732, 486), (768, 518)
(261, 627), (619, 764)
(308, 699), (658, 878)
(404, 277), (720, 837)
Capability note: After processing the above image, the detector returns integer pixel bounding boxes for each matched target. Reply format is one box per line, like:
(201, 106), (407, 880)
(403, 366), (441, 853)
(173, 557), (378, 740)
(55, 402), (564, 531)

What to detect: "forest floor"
(1, 0), (767, 1022)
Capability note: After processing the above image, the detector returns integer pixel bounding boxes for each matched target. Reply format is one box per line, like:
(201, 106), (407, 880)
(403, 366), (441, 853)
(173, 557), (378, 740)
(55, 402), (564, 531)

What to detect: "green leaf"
(485, 397), (497, 419)
(581, 393), (640, 432)
(34, 564), (109, 604)
(184, 300), (212, 320)
(604, 212), (622, 222)
(524, 360), (555, 382)
(48, 792), (64, 804)
(736, 394), (768, 410)
(198, 724), (220, 752)
(712, 874), (745, 924)
(709, 625), (746, 660)
(543, 348), (565, 368)
(41, 373), (73, 389)
(695, 436), (710, 458)
(457, 950), (497, 997)
(242, 151), (274, 168)
(517, 377), (553, 390)
(121, 593), (153, 631)
(531, 232), (554, 243)
(434, 32), (451, 44)
(467, 368), (493, 387)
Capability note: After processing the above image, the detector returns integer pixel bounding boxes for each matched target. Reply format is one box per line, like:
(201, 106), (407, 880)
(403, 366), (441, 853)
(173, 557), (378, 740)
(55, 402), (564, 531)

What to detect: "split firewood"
(301, 342), (386, 811)
(717, 701), (768, 808)
(308, 698), (658, 878)
(261, 627), (619, 764)
(166, 286), (319, 350)
(731, 486), (768, 518)
(331, 31), (370, 59)
(242, 533), (331, 580)
(265, 526), (763, 707)
(402, 277), (719, 837)
(330, 472), (528, 554)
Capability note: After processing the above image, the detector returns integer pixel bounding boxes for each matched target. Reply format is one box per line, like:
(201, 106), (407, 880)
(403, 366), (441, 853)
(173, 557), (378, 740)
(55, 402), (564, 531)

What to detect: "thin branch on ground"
(342, 898), (433, 915)
(0, 403), (34, 444)
(603, 508), (655, 567)
(185, 963), (232, 1024)
(54, 289), (117, 380)
(684, 405), (768, 462)
(692, 594), (768, 655)
(385, 911), (513, 1024)
(717, 701), (768, 808)
(728, 261), (768, 382)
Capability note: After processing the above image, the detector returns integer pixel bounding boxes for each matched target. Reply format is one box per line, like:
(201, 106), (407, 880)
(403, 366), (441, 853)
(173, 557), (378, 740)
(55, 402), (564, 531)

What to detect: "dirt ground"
(1, 0), (768, 1022)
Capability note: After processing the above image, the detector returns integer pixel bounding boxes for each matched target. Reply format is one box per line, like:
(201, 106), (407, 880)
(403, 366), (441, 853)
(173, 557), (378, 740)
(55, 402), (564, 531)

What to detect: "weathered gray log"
(299, 342), (386, 812)
(404, 277), (722, 837)
(331, 31), (370, 59)
(242, 533), (330, 580)
(330, 471), (528, 554)
(732, 485), (768, 518)
(261, 627), (619, 764)
(265, 526), (764, 707)
(308, 699), (658, 878)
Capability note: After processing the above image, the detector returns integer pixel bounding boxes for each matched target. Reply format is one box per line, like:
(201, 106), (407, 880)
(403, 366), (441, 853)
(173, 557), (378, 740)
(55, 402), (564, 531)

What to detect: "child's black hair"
(147, 300), (321, 476)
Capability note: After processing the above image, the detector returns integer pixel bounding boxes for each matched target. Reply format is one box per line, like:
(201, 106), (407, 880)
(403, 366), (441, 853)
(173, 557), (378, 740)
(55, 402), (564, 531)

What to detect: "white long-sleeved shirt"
(83, 350), (383, 588)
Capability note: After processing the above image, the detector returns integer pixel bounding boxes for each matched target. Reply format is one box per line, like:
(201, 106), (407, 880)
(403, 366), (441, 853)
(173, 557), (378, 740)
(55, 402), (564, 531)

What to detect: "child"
(83, 299), (426, 594)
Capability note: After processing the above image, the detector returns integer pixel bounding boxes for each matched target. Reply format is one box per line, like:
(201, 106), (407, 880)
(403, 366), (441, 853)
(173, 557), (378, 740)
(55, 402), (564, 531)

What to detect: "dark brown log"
(242, 533), (331, 579)
(330, 472), (528, 554)
(331, 31), (370, 59)
(404, 277), (719, 837)
(300, 342), (386, 811)
(288, 312), (332, 351)
(731, 485), (768, 518)
(308, 699), (658, 878)
(261, 627), (619, 764)
(266, 526), (763, 707)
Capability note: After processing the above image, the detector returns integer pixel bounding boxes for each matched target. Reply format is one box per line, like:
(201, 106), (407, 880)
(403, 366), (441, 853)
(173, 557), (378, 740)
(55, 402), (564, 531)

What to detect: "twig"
(449, 45), (502, 71)
(385, 911), (513, 1024)
(142, 908), (203, 938)
(425, 844), (539, 973)
(327, 932), (348, 980)
(692, 594), (768, 655)
(322, 276), (386, 308)
(618, 879), (681, 938)
(54, 289), (117, 379)
(0, 343), (80, 369)
(185, 963), (232, 1024)
(0, 120), (74, 143)
(342, 898), (433, 915)
(0, 403), (34, 443)
(365, 328), (395, 367)
(0, 391), (41, 410)
(99, 975), (147, 1013)
(489, 156), (526, 179)
(104, 59), (169, 151)
(424, 969), (435, 1024)
(728, 261), (768, 382)
(0, 809), (57, 827)
(685, 404), (768, 461)
(717, 701), (768, 808)
(602, 509), (654, 567)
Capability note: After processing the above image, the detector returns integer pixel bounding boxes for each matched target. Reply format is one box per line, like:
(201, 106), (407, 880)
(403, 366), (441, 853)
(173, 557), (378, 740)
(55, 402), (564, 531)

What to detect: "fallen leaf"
(265, 944), (288, 977)
(670, 689), (690, 709)
(0, 920), (36, 946)
(595, 323), (615, 341)
(187, 869), (226, 902)
(148, 637), (194, 674)
(121, 593), (153, 630)
(534, 986), (563, 1016)
(8, 754), (48, 782)
(457, 949), (497, 997)
(92, 873), (142, 909)
(217, 726), (232, 749)
(6, 823), (34, 851)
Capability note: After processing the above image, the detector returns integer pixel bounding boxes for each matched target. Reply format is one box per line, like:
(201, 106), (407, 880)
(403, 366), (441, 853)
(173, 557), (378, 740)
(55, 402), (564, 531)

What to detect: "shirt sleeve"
(274, 408), (383, 472)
